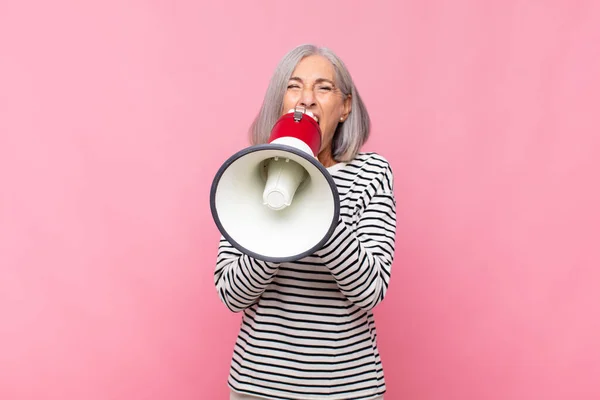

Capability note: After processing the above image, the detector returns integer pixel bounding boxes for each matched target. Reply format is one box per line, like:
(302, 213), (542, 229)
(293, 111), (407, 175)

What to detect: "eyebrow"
(289, 76), (336, 86)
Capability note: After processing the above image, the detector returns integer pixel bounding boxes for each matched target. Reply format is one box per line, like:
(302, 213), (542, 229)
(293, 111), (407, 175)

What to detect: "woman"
(214, 44), (397, 400)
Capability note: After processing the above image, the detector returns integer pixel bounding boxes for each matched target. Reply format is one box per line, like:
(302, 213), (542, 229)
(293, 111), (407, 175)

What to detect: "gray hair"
(249, 44), (370, 162)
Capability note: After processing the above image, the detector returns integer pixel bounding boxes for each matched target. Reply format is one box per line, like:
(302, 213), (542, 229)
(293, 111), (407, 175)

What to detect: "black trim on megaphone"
(210, 143), (341, 264)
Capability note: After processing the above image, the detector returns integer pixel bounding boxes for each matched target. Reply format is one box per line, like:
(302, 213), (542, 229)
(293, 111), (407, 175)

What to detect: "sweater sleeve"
(213, 237), (280, 313)
(315, 163), (397, 311)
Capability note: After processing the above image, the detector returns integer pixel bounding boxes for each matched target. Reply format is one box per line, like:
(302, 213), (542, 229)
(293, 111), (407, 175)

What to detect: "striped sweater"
(214, 152), (397, 400)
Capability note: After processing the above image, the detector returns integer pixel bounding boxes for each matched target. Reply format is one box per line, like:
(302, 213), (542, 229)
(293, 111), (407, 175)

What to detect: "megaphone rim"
(210, 143), (341, 263)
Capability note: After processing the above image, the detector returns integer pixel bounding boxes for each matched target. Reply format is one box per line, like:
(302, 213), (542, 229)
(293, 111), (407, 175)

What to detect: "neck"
(318, 149), (336, 168)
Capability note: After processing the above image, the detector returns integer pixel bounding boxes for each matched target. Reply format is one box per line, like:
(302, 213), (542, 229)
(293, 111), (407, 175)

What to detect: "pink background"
(1, 1), (599, 399)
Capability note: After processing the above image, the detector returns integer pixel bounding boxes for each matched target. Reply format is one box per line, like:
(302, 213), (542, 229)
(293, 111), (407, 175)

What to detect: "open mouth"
(306, 111), (319, 123)
(287, 108), (319, 124)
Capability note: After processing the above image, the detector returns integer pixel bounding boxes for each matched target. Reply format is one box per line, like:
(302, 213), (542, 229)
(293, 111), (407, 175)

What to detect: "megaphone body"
(210, 107), (340, 263)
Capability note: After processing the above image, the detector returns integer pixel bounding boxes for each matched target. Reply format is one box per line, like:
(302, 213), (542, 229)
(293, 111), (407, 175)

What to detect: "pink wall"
(1, 1), (599, 399)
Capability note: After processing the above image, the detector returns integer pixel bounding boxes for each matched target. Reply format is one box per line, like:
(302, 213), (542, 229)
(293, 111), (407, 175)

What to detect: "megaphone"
(210, 106), (340, 263)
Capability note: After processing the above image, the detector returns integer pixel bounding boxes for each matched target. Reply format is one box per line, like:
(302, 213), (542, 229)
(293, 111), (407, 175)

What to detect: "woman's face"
(282, 55), (351, 159)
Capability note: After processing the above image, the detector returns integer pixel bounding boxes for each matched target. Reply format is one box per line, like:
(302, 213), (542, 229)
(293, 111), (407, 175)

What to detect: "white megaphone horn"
(209, 106), (340, 263)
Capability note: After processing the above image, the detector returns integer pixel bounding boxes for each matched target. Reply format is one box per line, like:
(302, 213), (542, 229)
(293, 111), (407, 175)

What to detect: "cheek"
(283, 92), (299, 108)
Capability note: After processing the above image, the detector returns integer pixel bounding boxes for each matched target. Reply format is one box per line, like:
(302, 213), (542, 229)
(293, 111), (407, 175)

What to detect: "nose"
(298, 87), (316, 108)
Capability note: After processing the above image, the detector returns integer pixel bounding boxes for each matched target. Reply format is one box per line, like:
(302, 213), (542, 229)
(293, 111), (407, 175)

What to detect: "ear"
(340, 94), (352, 121)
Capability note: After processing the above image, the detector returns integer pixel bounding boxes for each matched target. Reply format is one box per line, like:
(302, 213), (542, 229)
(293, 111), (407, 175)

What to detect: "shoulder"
(342, 152), (394, 191)
(348, 152), (394, 177)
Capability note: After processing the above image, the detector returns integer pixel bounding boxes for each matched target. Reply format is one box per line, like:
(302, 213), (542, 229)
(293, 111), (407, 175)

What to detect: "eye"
(317, 85), (333, 91)
(287, 84), (300, 89)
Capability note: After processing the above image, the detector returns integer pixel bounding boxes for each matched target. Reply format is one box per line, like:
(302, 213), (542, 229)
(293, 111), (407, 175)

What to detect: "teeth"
(287, 108), (318, 122)
(305, 110), (318, 122)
